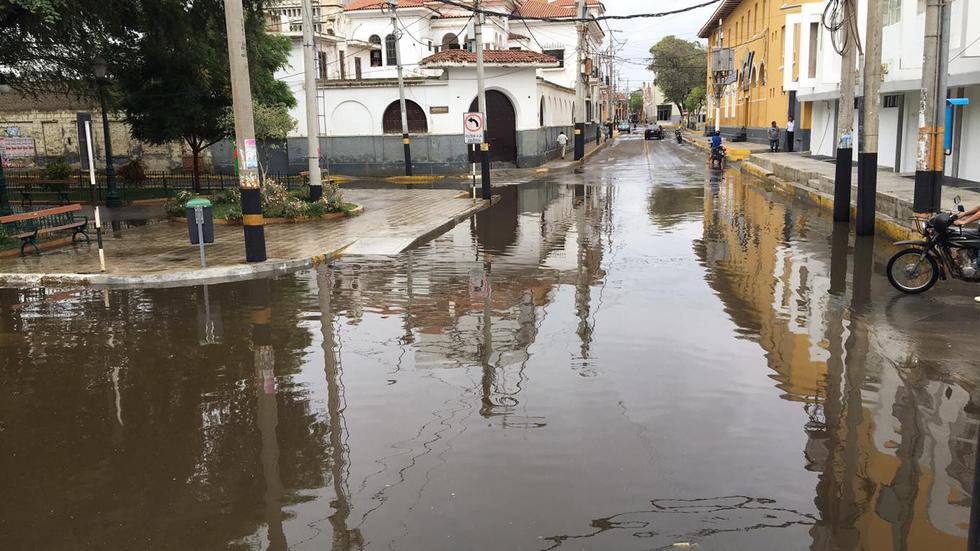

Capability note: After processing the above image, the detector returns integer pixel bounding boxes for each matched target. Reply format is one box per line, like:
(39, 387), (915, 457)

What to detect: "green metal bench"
(0, 204), (90, 256)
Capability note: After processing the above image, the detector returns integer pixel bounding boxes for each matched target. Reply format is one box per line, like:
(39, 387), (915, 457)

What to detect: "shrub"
(261, 179), (304, 218)
(44, 156), (73, 180)
(164, 190), (196, 217)
(117, 159), (146, 185)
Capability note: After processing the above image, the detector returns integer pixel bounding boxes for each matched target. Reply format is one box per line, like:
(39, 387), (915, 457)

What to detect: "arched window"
(385, 34), (397, 66)
(369, 35), (382, 67)
(750, 65), (757, 88)
(441, 33), (459, 51)
(382, 100), (427, 134)
(539, 96), (545, 126)
(758, 62), (767, 85)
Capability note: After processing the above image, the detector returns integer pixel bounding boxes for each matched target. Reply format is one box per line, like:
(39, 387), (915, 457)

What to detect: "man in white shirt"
(557, 131), (569, 159)
(785, 116), (795, 152)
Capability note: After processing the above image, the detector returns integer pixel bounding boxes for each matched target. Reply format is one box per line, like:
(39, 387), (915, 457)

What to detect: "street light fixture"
(0, 76), (11, 216)
(92, 56), (121, 208)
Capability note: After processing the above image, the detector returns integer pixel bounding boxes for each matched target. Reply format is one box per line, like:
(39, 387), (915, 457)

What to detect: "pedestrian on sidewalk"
(785, 116), (795, 152)
(557, 131), (569, 159)
(768, 121), (780, 152)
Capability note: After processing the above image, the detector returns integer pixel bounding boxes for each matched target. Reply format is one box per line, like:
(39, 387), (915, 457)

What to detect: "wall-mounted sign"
(0, 137), (36, 159)
(430, 106), (449, 114)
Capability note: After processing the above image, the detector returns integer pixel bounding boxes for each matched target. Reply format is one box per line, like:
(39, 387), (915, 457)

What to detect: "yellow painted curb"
(535, 168), (550, 173)
(328, 175), (353, 184)
(385, 175), (446, 184)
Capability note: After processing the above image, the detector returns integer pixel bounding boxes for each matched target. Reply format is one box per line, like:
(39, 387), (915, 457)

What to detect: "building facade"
(700, 0), (822, 148)
(797, 0), (980, 183)
(239, 0), (610, 174)
(642, 82), (681, 125)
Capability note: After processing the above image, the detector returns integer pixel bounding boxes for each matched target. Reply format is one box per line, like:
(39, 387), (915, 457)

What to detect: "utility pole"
(833, 0), (857, 222)
(573, 0), (587, 161)
(857, 0), (882, 236)
(606, 36), (613, 139)
(223, 0), (266, 262)
(388, 0), (413, 175)
(302, 0), (322, 200)
(474, 0), (490, 199)
(913, 0), (950, 213)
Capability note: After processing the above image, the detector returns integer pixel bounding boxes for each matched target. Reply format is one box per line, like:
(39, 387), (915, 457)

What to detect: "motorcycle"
(886, 196), (980, 293)
(675, 128), (683, 144)
(709, 146), (726, 169)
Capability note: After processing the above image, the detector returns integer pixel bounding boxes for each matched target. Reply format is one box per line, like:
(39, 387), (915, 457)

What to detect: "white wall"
(810, 100), (836, 157)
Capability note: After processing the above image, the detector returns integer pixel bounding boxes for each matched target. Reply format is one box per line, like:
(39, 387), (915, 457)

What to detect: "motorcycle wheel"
(886, 248), (939, 294)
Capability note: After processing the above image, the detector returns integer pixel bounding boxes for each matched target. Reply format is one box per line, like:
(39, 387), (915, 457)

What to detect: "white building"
(790, 0), (980, 183)
(642, 81), (682, 124)
(230, 0), (610, 174)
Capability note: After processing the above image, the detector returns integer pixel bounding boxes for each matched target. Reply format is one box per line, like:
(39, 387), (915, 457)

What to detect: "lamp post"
(93, 57), (121, 208)
(0, 79), (11, 216)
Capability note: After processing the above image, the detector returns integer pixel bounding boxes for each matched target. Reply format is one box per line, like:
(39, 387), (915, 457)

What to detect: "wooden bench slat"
(0, 204), (82, 223)
(10, 222), (85, 239)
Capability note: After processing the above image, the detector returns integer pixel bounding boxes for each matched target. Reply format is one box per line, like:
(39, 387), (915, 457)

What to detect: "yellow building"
(698, 0), (818, 149)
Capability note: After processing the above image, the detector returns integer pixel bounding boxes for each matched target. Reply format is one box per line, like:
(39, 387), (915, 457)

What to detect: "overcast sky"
(600, 0), (715, 91)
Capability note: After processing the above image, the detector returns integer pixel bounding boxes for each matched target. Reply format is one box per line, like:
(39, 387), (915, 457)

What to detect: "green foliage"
(43, 156), (73, 179)
(164, 180), (346, 221)
(628, 91), (644, 116)
(116, 0), (294, 192)
(684, 86), (706, 117)
(116, 158), (146, 185)
(647, 36), (707, 112)
(163, 190), (196, 217)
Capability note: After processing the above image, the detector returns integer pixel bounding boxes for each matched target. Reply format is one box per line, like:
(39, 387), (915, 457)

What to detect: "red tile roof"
(420, 49), (560, 66)
(515, 0), (575, 18)
(346, 0), (428, 12)
(508, 32), (529, 40)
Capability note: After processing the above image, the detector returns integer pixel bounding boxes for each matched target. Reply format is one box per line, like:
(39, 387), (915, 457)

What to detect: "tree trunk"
(191, 146), (201, 194)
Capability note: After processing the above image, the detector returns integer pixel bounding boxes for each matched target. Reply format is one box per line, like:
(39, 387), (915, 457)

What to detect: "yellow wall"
(705, 0), (819, 132)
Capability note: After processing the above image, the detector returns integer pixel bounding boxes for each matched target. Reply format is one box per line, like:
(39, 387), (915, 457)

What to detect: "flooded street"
(2, 135), (978, 550)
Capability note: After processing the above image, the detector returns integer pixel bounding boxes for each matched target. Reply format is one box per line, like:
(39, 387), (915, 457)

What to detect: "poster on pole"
(463, 112), (484, 144)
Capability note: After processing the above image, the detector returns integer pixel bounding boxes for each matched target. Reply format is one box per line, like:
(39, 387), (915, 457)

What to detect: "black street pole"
(0, 150), (10, 216)
(480, 143), (491, 200)
(97, 79), (121, 208)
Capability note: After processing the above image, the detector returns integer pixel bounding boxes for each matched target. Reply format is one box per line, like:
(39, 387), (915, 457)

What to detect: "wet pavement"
(1, 135), (978, 550)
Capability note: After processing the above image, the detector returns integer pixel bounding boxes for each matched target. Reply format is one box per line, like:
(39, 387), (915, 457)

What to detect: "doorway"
(469, 90), (517, 163)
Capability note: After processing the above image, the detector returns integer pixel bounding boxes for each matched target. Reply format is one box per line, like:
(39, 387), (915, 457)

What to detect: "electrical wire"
(822, 0), (862, 56)
(429, 0), (722, 23)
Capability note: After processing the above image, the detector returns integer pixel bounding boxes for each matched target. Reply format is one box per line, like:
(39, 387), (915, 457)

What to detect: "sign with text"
(463, 112), (484, 144)
(429, 105), (449, 114)
(0, 137), (36, 166)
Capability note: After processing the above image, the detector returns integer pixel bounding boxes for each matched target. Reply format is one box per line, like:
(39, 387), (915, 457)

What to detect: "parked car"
(644, 125), (664, 140)
(617, 121), (631, 134)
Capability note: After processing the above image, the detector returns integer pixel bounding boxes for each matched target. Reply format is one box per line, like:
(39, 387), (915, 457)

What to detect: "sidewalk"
(682, 130), (771, 161)
(741, 152), (980, 238)
(0, 188), (488, 288)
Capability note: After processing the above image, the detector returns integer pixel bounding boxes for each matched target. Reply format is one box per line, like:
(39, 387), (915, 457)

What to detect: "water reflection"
(1, 154), (978, 550)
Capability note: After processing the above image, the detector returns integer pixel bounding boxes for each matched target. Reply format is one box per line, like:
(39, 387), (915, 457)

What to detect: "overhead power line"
(428, 0), (722, 23)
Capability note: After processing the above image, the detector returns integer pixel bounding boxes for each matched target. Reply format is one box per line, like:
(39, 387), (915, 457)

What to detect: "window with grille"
(369, 35), (382, 67)
(385, 34), (397, 66)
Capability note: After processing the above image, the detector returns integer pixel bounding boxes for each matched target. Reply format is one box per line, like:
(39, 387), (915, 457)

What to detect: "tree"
(647, 36), (707, 114)
(117, 0), (294, 192)
(0, 0), (139, 95)
(684, 86), (706, 126)
(629, 91), (644, 118)
(222, 101), (297, 180)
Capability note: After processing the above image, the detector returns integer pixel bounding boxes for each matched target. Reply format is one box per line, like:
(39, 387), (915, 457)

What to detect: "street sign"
(464, 112), (484, 144)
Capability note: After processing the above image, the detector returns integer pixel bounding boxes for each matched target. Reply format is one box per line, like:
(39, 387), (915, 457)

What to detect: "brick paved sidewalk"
(0, 189), (487, 288)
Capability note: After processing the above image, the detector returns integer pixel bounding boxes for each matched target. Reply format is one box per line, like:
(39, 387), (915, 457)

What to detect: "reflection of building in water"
(695, 172), (972, 547)
(328, 181), (608, 415)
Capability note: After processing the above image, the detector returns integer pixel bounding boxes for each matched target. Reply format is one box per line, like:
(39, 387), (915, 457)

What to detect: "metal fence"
(2, 169), (309, 199)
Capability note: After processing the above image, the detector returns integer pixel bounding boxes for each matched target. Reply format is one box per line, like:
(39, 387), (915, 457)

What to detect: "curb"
(0, 199), (492, 290)
(385, 175), (446, 184)
(739, 160), (919, 242)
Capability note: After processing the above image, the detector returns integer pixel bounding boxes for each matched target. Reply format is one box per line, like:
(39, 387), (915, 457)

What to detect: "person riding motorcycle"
(952, 205), (980, 302)
(710, 131), (725, 164)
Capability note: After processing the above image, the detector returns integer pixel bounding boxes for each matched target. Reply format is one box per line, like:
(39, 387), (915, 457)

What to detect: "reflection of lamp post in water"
(249, 279), (287, 551)
(317, 266), (363, 549)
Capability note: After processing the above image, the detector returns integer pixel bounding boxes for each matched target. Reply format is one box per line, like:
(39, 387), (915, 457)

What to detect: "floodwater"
(1, 136), (978, 550)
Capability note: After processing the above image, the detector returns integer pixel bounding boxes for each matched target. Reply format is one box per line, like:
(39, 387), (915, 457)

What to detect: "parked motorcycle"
(675, 128), (683, 144)
(709, 146), (726, 169)
(886, 196), (980, 293)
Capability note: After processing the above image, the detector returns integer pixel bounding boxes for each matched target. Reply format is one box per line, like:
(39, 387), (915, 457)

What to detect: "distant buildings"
(641, 82), (681, 125)
(234, 0), (612, 174)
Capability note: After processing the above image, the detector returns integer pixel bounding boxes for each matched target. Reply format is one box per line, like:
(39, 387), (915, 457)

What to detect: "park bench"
(19, 180), (74, 210)
(0, 204), (90, 256)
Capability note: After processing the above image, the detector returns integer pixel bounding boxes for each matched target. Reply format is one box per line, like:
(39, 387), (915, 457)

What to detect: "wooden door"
(469, 91), (516, 163)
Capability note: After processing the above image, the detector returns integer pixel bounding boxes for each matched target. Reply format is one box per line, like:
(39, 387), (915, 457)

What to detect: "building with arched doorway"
(222, 0), (610, 175)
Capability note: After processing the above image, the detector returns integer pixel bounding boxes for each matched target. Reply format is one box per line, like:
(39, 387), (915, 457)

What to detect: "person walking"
(785, 116), (795, 152)
(557, 131), (569, 159)
(768, 121), (780, 152)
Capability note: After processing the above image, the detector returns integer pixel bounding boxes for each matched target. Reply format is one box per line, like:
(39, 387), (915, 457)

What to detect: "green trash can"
(186, 197), (214, 245)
